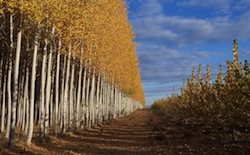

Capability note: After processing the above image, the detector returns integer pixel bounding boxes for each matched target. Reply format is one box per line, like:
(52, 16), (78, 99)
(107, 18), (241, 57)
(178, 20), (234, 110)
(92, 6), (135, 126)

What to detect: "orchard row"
(0, 0), (144, 148)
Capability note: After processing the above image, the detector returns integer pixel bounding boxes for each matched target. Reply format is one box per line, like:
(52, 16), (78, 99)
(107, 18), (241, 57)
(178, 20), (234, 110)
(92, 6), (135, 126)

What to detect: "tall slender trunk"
(113, 86), (117, 119)
(103, 81), (108, 121)
(6, 61), (12, 139)
(0, 50), (3, 120)
(60, 55), (66, 130)
(89, 67), (95, 126)
(85, 65), (91, 128)
(69, 55), (75, 130)
(102, 81), (106, 122)
(16, 66), (25, 127)
(49, 27), (55, 128)
(45, 40), (53, 136)
(6, 14), (14, 140)
(81, 64), (87, 129)
(95, 74), (101, 125)
(26, 25), (39, 145)
(76, 47), (83, 129)
(99, 76), (104, 123)
(1, 64), (7, 133)
(105, 82), (109, 121)
(108, 83), (111, 120)
(50, 65), (54, 127)
(22, 68), (29, 131)
(9, 21), (22, 148)
(39, 39), (47, 139)
(23, 39), (29, 134)
(63, 46), (71, 132)
(25, 88), (29, 135)
(54, 39), (61, 136)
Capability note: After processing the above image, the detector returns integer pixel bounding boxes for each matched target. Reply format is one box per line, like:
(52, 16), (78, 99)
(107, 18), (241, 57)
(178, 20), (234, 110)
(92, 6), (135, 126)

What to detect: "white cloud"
(127, 0), (163, 17)
(128, 0), (250, 44)
(176, 0), (250, 15)
(132, 10), (250, 45)
(233, 0), (250, 11)
(134, 17), (177, 41)
(139, 0), (163, 16)
(137, 44), (214, 83)
(176, 0), (232, 14)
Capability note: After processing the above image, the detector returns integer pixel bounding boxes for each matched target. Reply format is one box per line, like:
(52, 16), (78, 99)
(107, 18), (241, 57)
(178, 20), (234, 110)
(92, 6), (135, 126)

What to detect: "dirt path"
(1, 109), (250, 154)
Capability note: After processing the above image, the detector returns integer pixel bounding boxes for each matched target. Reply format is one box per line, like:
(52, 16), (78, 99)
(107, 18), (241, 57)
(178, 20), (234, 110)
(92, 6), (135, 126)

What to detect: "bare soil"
(0, 109), (249, 154)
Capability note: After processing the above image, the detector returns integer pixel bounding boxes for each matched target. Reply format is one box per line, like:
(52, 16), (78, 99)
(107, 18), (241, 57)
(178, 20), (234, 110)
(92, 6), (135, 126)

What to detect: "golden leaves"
(3, 0), (144, 104)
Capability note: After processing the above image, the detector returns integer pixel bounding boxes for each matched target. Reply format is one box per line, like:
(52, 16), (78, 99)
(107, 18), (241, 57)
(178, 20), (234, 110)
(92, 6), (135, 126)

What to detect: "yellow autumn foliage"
(153, 40), (249, 126)
(3, 0), (144, 104)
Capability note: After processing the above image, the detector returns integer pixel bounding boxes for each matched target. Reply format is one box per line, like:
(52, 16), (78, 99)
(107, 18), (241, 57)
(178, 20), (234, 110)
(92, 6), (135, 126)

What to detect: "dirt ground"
(0, 109), (249, 154)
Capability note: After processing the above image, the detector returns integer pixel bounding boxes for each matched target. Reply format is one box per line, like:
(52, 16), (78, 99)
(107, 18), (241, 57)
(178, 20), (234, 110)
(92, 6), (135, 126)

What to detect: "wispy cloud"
(176, 0), (250, 14)
(236, 0), (250, 10)
(176, 0), (232, 14)
(132, 12), (250, 46)
(137, 0), (163, 16)
(137, 44), (215, 83)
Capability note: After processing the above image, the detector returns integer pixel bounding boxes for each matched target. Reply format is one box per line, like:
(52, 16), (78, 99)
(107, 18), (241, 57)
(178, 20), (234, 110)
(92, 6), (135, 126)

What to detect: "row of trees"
(0, 0), (145, 148)
(153, 40), (249, 127)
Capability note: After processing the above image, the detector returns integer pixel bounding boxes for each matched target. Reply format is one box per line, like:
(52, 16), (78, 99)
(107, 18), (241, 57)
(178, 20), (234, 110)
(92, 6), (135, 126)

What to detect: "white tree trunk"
(6, 55), (12, 140)
(54, 39), (61, 136)
(45, 40), (53, 136)
(39, 39), (47, 139)
(104, 82), (109, 121)
(26, 26), (39, 145)
(49, 27), (55, 127)
(63, 46), (71, 132)
(50, 62), (54, 127)
(25, 89), (29, 135)
(81, 65), (87, 129)
(0, 50), (3, 110)
(22, 68), (29, 131)
(60, 55), (66, 130)
(0, 50), (5, 124)
(102, 81), (106, 121)
(76, 47), (83, 129)
(89, 67), (95, 126)
(16, 66), (25, 127)
(9, 24), (22, 148)
(6, 14), (14, 140)
(113, 86), (117, 119)
(1, 65), (7, 133)
(95, 74), (101, 125)
(69, 55), (75, 130)
(99, 76), (104, 123)
(85, 65), (91, 128)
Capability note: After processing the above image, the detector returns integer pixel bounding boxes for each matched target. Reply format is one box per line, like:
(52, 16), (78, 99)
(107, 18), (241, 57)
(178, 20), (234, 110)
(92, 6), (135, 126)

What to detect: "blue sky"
(125, 0), (250, 106)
